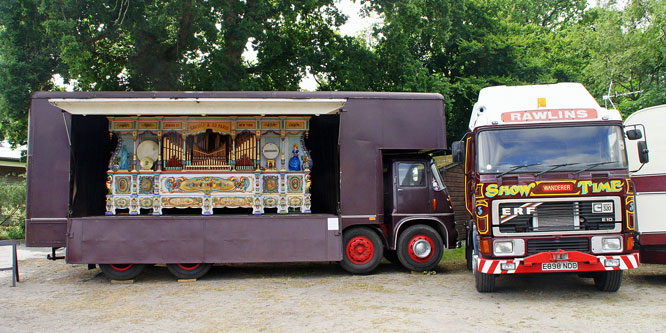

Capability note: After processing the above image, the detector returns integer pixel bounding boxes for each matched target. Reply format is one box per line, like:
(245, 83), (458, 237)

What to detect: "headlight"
(492, 239), (525, 256)
(591, 236), (623, 253)
(494, 241), (513, 254)
(602, 238), (622, 251)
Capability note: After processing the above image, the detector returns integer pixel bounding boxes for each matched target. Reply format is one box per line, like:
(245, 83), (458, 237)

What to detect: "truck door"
(393, 161), (430, 214)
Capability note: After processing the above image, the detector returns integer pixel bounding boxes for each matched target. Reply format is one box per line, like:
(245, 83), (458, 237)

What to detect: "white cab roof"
(468, 83), (622, 130)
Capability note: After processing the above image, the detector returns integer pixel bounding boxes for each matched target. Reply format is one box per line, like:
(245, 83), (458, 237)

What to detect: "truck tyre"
(99, 264), (146, 281)
(465, 232), (473, 271)
(340, 227), (383, 274)
(593, 270), (623, 292)
(474, 267), (496, 292)
(472, 254), (495, 292)
(396, 225), (444, 272)
(167, 263), (212, 280)
(383, 250), (400, 265)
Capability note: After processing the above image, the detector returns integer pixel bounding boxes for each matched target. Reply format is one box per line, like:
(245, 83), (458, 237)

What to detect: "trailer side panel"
(26, 98), (71, 247)
(67, 215), (341, 263)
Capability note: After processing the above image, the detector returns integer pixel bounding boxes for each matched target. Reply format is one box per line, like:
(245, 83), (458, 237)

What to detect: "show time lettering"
(485, 183), (535, 198)
(577, 180), (623, 194)
(485, 180), (624, 197)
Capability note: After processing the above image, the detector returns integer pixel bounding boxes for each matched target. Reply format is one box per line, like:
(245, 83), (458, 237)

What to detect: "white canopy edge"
(48, 98), (347, 116)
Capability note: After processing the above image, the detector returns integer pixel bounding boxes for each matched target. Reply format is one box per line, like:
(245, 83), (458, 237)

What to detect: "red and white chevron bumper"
(476, 251), (640, 275)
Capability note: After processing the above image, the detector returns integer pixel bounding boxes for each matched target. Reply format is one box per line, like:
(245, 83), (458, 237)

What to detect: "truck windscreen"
(477, 125), (627, 175)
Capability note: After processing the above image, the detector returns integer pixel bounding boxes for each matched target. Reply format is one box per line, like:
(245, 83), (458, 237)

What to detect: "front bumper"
(476, 251), (640, 275)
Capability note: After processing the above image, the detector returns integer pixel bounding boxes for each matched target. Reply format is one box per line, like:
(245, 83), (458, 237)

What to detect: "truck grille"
(498, 200), (617, 234)
(534, 202), (575, 230)
(526, 238), (589, 255)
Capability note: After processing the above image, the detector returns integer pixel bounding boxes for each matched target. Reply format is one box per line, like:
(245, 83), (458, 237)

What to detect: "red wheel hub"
(346, 236), (375, 264)
(177, 263), (201, 271)
(109, 264), (133, 272)
(407, 235), (435, 263)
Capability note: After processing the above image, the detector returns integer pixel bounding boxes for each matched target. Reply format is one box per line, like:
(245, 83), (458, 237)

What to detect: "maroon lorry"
(26, 91), (458, 280)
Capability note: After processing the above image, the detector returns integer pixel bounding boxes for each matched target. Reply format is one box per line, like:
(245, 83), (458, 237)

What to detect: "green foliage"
(0, 0), (346, 144)
(574, 0), (666, 117)
(0, 177), (26, 240)
(1, 0), (664, 145)
(328, 0), (590, 142)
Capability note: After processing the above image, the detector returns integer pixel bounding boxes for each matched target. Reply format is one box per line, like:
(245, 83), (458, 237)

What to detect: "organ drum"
(105, 117), (312, 215)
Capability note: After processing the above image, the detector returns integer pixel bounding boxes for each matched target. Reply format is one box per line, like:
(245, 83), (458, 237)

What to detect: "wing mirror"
(452, 141), (465, 164)
(626, 129), (642, 140)
(638, 141), (649, 164)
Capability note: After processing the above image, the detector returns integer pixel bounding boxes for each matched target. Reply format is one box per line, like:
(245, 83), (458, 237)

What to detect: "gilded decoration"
(288, 196), (303, 207)
(139, 176), (154, 194)
(130, 197), (139, 212)
(163, 176), (251, 194)
(115, 176), (132, 194)
(114, 197), (129, 209)
(106, 116), (311, 215)
(139, 197), (154, 208)
(161, 197), (203, 208)
(287, 175), (303, 193)
(213, 197), (253, 208)
(263, 175), (279, 193)
(263, 196), (278, 207)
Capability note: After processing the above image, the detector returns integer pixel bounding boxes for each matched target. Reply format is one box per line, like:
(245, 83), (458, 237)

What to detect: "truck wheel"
(167, 263), (212, 280)
(474, 267), (496, 292)
(465, 234), (473, 271)
(396, 225), (443, 271)
(99, 264), (146, 281)
(340, 227), (383, 274)
(593, 270), (623, 292)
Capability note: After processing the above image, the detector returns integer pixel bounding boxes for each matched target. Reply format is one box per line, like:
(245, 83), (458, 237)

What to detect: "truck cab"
(377, 154), (456, 272)
(453, 83), (641, 292)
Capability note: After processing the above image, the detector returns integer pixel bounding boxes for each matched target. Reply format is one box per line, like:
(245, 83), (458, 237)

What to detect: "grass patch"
(441, 246), (465, 263)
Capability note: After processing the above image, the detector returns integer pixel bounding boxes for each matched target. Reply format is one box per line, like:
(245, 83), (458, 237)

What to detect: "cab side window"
(398, 163), (426, 187)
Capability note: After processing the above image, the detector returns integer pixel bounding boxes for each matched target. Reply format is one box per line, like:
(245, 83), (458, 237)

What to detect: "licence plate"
(542, 262), (578, 271)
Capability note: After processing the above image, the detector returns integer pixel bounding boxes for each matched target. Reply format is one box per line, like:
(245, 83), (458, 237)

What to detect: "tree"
(0, 0), (346, 145)
(0, 0), (56, 146)
(321, 0), (590, 143)
(576, 0), (666, 116)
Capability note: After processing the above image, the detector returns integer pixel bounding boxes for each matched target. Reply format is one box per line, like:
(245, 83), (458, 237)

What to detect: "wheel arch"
(392, 217), (453, 250)
(341, 224), (389, 249)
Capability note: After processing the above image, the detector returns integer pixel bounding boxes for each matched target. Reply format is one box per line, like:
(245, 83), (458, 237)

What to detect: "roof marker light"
(538, 97), (546, 107)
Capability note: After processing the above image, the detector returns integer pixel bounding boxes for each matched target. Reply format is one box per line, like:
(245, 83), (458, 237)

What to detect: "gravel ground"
(1, 244), (665, 332)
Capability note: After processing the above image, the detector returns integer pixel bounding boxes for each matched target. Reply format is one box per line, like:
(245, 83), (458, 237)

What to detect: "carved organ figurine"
(105, 117), (312, 215)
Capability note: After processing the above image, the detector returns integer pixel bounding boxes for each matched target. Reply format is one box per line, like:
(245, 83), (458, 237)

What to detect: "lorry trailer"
(453, 83), (642, 292)
(26, 91), (458, 280)
(625, 104), (664, 264)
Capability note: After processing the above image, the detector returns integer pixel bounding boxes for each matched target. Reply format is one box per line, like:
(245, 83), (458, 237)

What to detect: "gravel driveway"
(1, 244), (665, 332)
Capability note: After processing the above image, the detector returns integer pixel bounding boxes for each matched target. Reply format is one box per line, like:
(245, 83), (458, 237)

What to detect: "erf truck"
(26, 91), (457, 280)
(452, 83), (643, 292)
(625, 104), (664, 264)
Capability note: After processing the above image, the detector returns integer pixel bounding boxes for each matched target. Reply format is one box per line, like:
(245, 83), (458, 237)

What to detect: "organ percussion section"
(106, 117), (312, 215)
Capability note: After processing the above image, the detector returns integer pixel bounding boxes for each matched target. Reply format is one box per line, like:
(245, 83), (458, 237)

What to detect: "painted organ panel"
(106, 116), (311, 215)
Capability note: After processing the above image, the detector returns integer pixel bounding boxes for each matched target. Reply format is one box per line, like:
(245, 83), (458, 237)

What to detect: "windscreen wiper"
(574, 161), (614, 174)
(534, 162), (580, 177)
(496, 163), (542, 178)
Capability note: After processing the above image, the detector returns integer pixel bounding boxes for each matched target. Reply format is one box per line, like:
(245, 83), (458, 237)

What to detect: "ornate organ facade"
(106, 116), (312, 215)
